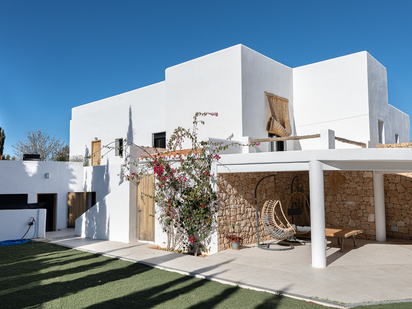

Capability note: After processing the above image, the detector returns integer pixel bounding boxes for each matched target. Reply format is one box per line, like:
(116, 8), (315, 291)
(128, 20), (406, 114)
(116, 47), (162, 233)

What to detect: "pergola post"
(309, 160), (327, 268)
(373, 172), (386, 242)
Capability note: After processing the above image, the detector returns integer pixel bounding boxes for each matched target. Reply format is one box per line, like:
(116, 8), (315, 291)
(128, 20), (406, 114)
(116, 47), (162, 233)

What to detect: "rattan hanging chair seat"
(261, 199), (296, 241)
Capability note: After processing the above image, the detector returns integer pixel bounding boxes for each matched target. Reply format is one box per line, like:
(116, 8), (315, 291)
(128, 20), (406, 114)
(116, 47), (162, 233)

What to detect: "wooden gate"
(67, 192), (96, 228)
(137, 175), (155, 241)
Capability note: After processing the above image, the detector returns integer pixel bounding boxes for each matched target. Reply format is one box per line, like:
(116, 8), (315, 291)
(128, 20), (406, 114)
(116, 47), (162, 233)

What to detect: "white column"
(373, 172), (386, 242)
(309, 160), (327, 268)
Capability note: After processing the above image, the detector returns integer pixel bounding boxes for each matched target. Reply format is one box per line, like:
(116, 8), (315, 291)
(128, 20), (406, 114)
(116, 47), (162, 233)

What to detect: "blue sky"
(1, 1), (411, 157)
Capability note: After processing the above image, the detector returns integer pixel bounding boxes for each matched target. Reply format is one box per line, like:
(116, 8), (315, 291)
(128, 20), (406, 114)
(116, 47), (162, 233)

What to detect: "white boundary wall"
(0, 209), (46, 242)
(0, 161), (84, 230)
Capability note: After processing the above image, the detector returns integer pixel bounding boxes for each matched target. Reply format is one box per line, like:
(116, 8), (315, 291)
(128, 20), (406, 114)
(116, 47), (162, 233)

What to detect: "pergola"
(216, 144), (412, 268)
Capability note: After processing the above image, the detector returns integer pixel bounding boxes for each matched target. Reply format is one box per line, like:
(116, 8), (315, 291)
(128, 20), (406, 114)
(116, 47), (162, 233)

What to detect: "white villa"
(1, 45), (411, 268)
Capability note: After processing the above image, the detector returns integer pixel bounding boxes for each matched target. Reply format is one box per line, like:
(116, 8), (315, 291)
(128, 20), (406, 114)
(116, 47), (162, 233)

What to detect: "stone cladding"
(217, 172), (309, 251)
(384, 173), (412, 239)
(376, 142), (412, 149)
(217, 170), (412, 251)
(323, 171), (375, 240)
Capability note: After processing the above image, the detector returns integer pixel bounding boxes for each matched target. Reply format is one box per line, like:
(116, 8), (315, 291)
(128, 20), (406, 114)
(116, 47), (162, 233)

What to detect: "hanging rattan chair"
(254, 174), (294, 250)
(261, 199), (296, 241)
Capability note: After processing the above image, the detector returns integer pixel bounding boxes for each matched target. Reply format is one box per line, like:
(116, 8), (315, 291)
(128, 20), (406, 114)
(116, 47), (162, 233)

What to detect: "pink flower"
(256, 142), (260, 146)
(189, 236), (196, 243)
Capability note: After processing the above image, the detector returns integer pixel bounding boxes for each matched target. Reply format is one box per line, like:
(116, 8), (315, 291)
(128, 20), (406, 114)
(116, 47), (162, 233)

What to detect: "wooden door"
(67, 192), (88, 228)
(137, 175), (155, 241)
(91, 140), (101, 166)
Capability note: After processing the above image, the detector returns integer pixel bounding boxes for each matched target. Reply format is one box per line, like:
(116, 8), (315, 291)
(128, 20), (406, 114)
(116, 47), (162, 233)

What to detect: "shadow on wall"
(0, 161), (82, 231)
(127, 105), (134, 145)
(82, 158), (111, 240)
(119, 106), (135, 186)
(83, 145), (90, 191)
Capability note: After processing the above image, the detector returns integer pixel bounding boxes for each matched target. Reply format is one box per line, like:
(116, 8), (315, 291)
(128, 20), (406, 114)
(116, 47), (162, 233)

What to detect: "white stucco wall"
(0, 209), (46, 242)
(367, 53), (410, 147)
(293, 52), (371, 150)
(240, 45), (295, 151)
(165, 45), (243, 149)
(0, 161), (84, 230)
(75, 181), (134, 243)
(70, 82), (166, 166)
(82, 164), (127, 203)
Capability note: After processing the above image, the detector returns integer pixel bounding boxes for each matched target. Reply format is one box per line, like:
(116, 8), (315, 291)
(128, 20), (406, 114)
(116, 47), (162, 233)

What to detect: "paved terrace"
(36, 229), (412, 308)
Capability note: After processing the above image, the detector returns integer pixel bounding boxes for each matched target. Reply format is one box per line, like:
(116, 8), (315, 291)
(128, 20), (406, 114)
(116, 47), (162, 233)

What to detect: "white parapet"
(320, 129), (335, 149)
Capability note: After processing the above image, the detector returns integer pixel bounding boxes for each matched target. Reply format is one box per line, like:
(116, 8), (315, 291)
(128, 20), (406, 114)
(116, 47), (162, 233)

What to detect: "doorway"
(67, 192), (96, 228)
(37, 194), (57, 232)
(92, 140), (101, 166)
(137, 174), (155, 241)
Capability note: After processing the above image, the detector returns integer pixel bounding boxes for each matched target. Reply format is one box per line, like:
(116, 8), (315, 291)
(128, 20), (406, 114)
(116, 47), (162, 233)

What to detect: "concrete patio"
(37, 229), (412, 308)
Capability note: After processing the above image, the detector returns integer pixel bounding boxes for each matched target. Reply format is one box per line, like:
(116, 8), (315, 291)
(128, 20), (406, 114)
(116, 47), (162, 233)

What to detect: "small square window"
(153, 132), (166, 149)
(115, 138), (123, 157)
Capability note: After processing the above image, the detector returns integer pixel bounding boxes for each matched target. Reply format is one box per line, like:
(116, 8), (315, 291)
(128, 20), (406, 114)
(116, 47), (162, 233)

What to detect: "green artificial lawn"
(0, 242), (410, 309)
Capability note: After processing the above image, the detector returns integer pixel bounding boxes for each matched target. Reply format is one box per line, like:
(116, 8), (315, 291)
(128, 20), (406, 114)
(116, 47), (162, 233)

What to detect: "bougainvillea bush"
(124, 112), (233, 256)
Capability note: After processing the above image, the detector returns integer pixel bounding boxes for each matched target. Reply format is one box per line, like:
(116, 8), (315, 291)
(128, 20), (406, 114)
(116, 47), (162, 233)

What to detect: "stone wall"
(376, 142), (412, 149)
(217, 170), (412, 251)
(374, 142), (412, 238)
(323, 171), (375, 239)
(217, 172), (309, 251)
(384, 173), (412, 239)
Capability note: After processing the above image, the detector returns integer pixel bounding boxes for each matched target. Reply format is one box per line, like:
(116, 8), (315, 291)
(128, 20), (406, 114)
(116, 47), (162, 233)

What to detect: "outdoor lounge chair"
(262, 199), (296, 241)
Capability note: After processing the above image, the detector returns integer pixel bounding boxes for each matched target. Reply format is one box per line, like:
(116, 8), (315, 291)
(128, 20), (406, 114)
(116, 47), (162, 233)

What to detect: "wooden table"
(325, 228), (363, 252)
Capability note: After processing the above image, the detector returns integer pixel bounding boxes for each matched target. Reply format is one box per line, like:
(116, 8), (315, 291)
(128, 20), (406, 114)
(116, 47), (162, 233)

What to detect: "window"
(269, 133), (275, 152)
(115, 138), (123, 157)
(395, 134), (399, 143)
(268, 133), (285, 152)
(277, 140), (285, 151)
(153, 132), (166, 149)
(378, 120), (384, 144)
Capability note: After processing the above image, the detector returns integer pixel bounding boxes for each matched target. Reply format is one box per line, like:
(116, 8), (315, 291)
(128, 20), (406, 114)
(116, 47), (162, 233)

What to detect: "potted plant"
(227, 234), (243, 250)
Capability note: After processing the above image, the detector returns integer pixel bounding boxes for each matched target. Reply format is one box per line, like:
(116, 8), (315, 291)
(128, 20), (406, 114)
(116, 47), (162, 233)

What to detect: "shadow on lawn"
(1, 242), (287, 309)
(85, 274), (285, 309)
(1, 245), (118, 289)
(0, 242), (153, 309)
